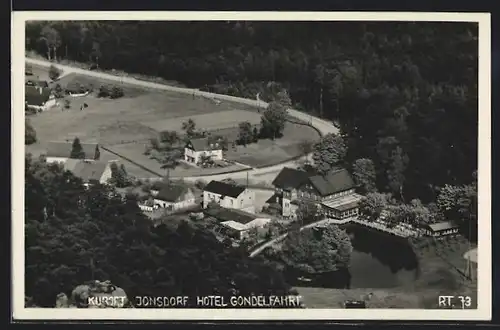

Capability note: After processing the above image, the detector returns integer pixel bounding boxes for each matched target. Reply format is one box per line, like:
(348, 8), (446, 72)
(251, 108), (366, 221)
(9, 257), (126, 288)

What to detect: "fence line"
(100, 145), (163, 178)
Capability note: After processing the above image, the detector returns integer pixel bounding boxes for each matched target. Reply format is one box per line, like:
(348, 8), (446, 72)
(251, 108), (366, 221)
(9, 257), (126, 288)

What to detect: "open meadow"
(26, 67), (321, 178)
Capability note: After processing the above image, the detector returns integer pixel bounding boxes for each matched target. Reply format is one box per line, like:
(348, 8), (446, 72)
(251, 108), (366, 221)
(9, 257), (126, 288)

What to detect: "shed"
(426, 221), (459, 237)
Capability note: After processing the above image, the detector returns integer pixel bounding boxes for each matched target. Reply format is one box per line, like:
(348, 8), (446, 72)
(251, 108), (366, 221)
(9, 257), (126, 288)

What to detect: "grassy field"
(26, 64), (54, 82)
(225, 122), (319, 168)
(26, 66), (321, 177)
(296, 235), (478, 309)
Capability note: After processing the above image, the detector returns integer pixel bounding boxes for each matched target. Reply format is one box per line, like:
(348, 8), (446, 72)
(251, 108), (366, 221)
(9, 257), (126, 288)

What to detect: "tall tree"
(352, 158), (377, 193)
(312, 133), (347, 175)
(386, 146), (409, 201)
(39, 25), (61, 61)
(70, 137), (86, 159)
(237, 121), (253, 146)
(181, 119), (196, 138)
(279, 224), (353, 274)
(259, 102), (287, 140)
(295, 199), (323, 226)
(159, 130), (180, 148)
(161, 149), (182, 182)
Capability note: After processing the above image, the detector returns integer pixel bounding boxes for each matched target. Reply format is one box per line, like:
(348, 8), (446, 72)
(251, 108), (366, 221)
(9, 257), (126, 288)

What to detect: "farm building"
(425, 221), (460, 237)
(45, 141), (101, 164)
(204, 206), (271, 241)
(63, 159), (112, 187)
(25, 85), (56, 112)
(184, 137), (223, 165)
(152, 184), (197, 211)
(271, 167), (362, 219)
(203, 180), (255, 213)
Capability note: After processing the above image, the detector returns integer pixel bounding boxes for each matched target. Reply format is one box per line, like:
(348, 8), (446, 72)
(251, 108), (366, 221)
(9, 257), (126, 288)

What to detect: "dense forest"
(25, 155), (292, 307)
(25, 21), (478, 202)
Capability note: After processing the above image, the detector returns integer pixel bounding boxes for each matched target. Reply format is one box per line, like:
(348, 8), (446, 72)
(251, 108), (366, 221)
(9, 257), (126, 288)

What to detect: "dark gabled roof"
(272, 167), (355, 197)
(25, 86), (52, 106)
(64, 160), (108, 182)
(186, 138), (221, 152)
(265, 193), (280, 204)
(156, 185), (191, 202)
(46, 141), (99, 160)
(204, 180), (246, 198)
(309, 168), (355, 196)
(204, 207), (257, 224)
(271, 167), (311, 190)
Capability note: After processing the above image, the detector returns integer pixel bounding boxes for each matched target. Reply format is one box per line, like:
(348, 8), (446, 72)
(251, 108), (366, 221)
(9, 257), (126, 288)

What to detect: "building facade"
(153, 185), (197, 210)
(271, 167), (362, 220)
(184, 138), (223, 165)
(203, 180), (255, 213)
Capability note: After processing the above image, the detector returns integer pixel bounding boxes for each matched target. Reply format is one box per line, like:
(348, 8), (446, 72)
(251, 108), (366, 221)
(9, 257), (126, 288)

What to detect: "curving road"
(26, 58), (338, 182)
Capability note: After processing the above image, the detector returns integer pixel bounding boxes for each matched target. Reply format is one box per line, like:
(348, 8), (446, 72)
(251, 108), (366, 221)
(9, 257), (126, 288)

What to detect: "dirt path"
(26, 57), (338, 183)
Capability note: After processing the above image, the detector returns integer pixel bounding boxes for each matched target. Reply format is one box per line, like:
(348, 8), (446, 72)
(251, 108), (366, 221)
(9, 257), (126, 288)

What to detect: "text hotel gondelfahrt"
(134, 295), (302, 308)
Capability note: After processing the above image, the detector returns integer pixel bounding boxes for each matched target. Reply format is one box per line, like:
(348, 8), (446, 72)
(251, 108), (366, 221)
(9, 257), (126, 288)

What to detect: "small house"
(425, 221), (460, 237)
(184, 137), (223, 165)
(25, 85), (56, 112)
(45, 141), (100, 164)
(203, 180), (255, 213)
(63, 159), (112, 187)
(153, 184), (197, 211)
(204, 207), (271, 241)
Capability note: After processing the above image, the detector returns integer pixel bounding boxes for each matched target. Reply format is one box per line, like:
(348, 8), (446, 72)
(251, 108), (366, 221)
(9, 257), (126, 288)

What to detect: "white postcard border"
(11, 11), (492, 321)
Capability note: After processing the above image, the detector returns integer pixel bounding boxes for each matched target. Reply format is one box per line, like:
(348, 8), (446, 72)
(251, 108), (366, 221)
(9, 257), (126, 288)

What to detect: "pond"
(286, 223), (419, 289)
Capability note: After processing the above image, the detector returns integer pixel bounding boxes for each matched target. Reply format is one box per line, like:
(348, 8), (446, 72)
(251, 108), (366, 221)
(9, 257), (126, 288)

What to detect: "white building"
(153, 184), (197, 211)
(203, 180), (255, 213)
(45, 141), (101, 164)
(184, 138), (223, 165)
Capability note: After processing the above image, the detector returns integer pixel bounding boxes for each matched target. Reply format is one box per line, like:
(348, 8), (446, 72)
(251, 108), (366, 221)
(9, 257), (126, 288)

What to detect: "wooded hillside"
(25, 21), (478, 201)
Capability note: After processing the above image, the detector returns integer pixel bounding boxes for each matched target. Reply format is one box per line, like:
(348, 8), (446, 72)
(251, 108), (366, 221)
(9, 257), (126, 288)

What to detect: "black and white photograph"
(11, 11), (491, 321)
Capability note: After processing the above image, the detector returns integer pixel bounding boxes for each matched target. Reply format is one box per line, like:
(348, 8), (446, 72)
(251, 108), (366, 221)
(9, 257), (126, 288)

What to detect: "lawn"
(25, 64), (53, 82)
(26, 69), (321, 178)
(224, 122), (320, 168)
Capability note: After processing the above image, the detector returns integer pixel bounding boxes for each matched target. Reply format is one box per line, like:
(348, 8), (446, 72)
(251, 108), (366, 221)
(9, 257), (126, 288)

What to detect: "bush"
(194, 179), (207, 190)
(25, 119), (37, 145)
(49, 65), (61, 81)
(110, 86), (124, 99)
(98, 85), (110, 98)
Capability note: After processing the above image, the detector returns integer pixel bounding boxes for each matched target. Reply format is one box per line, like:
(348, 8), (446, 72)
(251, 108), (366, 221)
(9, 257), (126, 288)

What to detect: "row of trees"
(25, 154), (293, 307)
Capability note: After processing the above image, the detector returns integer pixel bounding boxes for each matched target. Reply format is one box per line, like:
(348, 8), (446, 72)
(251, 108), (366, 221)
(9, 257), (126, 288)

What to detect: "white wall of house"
(46, 157), (69, 164)
(282, 197), (296, 218)
(185, 148), (223, 164)
(154, 189), (196, 210)
(245, 217), (271, 229)
(44, 98), (57, 110)
(203, 188), (254, 210)
(99, 165), (112, 184)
